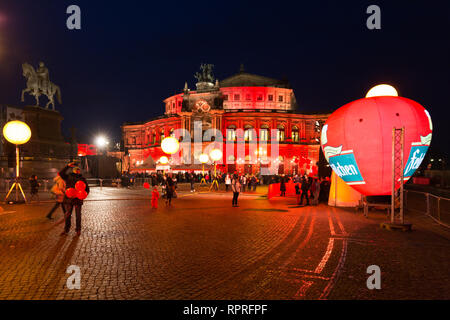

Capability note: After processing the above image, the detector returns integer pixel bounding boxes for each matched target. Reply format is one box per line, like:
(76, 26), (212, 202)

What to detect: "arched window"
(277, 125), (285, 142)
(244, 125), (254, 141)
(152, 131), (156, 144)
(260, 124), (269, 141)
(170, 128), (175, 137)
(160, 129), (165, 141)
(227, 125), (236, 141)
(292, 126), (299, 142)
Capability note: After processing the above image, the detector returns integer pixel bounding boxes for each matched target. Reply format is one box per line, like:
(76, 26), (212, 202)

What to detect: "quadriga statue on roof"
(21, 62), (62, 110)
(194, 64), (215, 84)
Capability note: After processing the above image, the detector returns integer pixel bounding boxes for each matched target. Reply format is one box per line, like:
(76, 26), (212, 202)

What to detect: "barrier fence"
(405, 190), (450, 228)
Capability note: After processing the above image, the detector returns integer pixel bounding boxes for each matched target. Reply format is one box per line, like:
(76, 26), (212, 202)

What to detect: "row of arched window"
(226, 124), (301, 142)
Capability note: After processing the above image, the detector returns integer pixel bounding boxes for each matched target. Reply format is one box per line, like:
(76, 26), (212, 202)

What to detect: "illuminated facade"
(122, 66), (330, 175)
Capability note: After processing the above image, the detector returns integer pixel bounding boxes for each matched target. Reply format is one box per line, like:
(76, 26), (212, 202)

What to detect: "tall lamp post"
(199, 153), (209, 185)
(209, 148), (223, 191)
(3, 121), (32, 203)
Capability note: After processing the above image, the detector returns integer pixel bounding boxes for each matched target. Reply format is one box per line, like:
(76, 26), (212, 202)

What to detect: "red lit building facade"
(122, 67), (330, 175)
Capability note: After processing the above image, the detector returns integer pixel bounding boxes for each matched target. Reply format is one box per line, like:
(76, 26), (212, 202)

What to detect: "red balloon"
(143, 182), (150, 189)
(75, 181), (86, 191)
(322, 96), (432, 196)
(77, 190), (88, 200)
(65, 188), (77, 199)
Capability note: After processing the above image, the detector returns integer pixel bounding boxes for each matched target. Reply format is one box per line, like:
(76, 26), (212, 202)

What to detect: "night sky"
(0, 1), (448, 154)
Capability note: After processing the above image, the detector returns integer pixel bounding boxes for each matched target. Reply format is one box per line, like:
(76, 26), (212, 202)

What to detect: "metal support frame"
(209, 162), (219, 191)
(391, 127), (405, 224)
(199, 163), (207, 186)
(4, 145), (27, 203)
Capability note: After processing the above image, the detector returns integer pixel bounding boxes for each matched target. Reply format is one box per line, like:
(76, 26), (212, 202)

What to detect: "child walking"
(151, 186), (160, 209)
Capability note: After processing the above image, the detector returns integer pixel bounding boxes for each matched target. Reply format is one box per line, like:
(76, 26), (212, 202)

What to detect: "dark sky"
(0, 0), (448, 154)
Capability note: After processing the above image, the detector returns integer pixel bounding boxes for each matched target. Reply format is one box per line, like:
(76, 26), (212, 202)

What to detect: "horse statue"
(21, 62), (62, 110)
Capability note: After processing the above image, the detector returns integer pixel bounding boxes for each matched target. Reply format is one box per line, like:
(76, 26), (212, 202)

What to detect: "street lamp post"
(159, 156), (169, 175)
(209, 148), (223, 191)
(160, 137), (180, 175)
(3, 121), (32, 203)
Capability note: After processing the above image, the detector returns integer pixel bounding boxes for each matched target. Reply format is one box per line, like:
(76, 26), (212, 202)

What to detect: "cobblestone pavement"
(0, 188), (449, 300)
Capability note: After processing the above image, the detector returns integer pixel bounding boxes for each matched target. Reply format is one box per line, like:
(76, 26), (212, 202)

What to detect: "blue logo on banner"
(404, 145), (428, 178)
(329, 152), (364, 184)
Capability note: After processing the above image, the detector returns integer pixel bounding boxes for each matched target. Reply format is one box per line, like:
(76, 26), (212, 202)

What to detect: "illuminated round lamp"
(161, 137), (180, 155)
(366, 84), (398, 98)
(199, 153), (209, 164)
(159, 156), (169, 165)
(209, 149), (223, 162)
(3, 121), (31, 145)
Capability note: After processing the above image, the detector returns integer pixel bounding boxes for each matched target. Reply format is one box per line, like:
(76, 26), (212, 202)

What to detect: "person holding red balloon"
(59, 162), (90, 236)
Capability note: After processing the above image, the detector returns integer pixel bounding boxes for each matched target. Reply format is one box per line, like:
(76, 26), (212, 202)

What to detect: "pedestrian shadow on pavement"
(37, 236), (80, 298)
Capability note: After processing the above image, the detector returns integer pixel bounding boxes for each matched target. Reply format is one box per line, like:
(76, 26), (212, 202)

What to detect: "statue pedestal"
(21, 105), (70, 159)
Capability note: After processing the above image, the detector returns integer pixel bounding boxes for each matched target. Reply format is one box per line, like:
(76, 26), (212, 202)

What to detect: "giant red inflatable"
(321, 96), (432, 196)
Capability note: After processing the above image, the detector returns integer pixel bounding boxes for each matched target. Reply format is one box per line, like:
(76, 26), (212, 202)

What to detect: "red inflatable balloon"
(143, 182), (150, 189)
(77, 190), (88, 200)
(75, 181), (86, 191)
(322, 96), (432, 196)
(65, 188), (77, 199)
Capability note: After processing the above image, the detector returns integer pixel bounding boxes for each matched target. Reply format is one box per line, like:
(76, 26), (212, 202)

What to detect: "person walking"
(311, 178), (321, 205)
(280, 175), (286, 197)
(189, 171), (195, 192)
(241, 175), (247, 192)
(29, 175), (40, 203)
(231, 176), (241, 207)
(151, 186), (160, 209)
(295, 183), (301, 205)
(252, 176), (258, 191)
(225, 174), (231, 192)
(46, 175), (66, 219)
(59, 162), (90, 236)
(300, 175), (310, 206)
(165, 174), (175, 206)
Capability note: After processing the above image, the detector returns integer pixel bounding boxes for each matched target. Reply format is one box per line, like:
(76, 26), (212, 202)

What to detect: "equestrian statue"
(21, 62), (62, 110)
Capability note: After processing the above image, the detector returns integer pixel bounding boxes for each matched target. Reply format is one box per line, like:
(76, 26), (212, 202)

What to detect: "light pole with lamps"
(209, 148), (223, 191)
(160, 137), (180, 174)
(3, 121), (32, 203)
(199, 153), (209, 186)
(159, 156), (169, 175)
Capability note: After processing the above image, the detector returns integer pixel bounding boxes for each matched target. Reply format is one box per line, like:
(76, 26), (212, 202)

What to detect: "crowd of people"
(33, 167), (331, 235)
(131, 171), (331, 208)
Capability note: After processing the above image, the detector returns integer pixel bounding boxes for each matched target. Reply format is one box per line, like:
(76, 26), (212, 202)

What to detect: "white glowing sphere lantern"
(3, 121), (32, 145)
(161, 137), (180, 155)
(210, 149), (223, 162)
(199, 153), (209, 164)
(159, 156), (169, 165)
(366, 84), (398, 98)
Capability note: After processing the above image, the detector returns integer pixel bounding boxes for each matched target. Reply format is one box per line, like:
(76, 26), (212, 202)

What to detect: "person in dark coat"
(165, 174), (175, 206)
(295, 183), (301, 204)
(300, 175), (310, 206)
(59, 162), (90, 236)
(280, 175), (286, 197)
(29, 175), (40, 202)
(151, 173), (158, 187)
